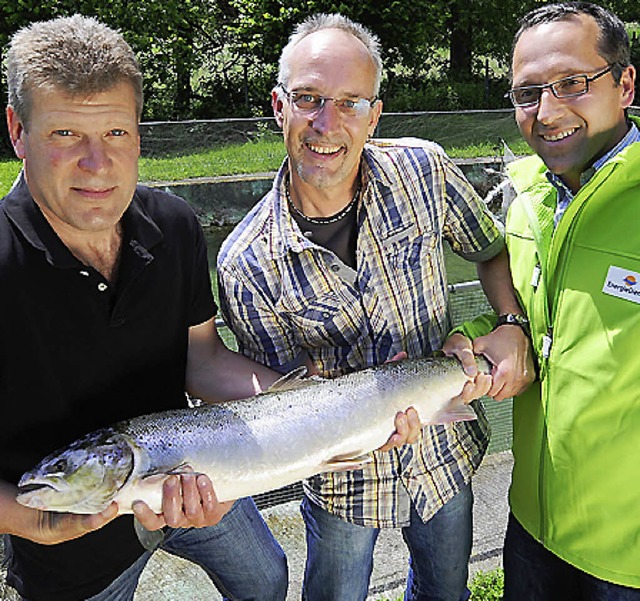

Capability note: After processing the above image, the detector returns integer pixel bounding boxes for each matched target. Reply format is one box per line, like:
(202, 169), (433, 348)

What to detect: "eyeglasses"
(279, 85), (378, 118)
(505, 65), (613, 108)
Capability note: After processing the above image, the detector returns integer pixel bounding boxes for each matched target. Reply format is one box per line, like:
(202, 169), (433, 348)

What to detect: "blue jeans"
(301, 484), (473, 601)
(503, 513), (640, 601)
(8, 498), (287, 601)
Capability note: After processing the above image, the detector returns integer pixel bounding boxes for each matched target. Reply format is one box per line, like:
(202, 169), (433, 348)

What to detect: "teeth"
(307, 143), (342, 154)
(543, 128), (578, 142)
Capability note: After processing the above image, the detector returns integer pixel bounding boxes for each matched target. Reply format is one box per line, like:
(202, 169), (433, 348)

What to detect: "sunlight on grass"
(139, 138), (287, 183)
(0, 161), (21, 195)
(0, 135), (530, 198)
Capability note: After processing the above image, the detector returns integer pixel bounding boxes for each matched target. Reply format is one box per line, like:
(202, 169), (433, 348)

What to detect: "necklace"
(285, 180), (361, 225)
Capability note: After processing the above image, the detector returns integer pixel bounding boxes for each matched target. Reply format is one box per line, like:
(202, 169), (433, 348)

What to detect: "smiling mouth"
(541, 127), (579, 142)
(306, 142), (345, 155)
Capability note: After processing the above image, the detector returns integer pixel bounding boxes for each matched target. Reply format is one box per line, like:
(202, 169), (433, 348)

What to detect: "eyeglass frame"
(278, 84), (378, 118)
(505, 65), (614, 108)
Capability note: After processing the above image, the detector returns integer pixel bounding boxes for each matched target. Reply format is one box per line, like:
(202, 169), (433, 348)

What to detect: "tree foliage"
(0, 0), (637, 128)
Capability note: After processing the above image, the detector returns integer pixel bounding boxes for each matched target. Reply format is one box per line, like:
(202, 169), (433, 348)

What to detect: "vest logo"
(603, 266), (640, 304)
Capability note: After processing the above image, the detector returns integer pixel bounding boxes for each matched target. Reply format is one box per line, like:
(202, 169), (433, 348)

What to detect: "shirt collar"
(2, 171), (162, 267)
(546, 122), (640, 194)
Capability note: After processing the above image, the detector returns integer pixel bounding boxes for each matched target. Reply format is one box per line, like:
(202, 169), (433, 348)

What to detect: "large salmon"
(17, 354), (489, 514)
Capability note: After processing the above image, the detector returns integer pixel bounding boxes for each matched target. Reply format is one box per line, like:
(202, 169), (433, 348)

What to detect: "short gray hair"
(6, 14), (143, 129)
(277, 13), (383, 95)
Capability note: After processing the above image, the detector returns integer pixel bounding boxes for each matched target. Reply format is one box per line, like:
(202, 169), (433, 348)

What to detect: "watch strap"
(494, 313), (530, 336)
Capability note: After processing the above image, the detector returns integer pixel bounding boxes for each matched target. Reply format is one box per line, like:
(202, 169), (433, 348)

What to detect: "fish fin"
(134, 517), (165, 551)
(425, 399), (478, 425)
(324, 452), (373, 471)
(141, 464), (201, 479)
(264, 367), (325, 393)
(266, 366), (307, 391)
(251, 372), (263, 394)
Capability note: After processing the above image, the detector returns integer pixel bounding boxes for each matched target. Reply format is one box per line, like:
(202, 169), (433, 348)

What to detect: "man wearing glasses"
(218, 12), (533, 601)
(448, 2), (640, 598)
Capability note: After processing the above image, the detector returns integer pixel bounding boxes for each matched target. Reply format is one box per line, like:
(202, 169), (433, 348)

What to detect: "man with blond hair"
(0, 14), (287, 601)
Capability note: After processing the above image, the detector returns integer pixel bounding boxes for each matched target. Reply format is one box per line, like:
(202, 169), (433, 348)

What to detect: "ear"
(272, 88), (285, 128)
(367, 99), (383, 138)
(619, 64), (636, 108)
(6, 106), (26, 159)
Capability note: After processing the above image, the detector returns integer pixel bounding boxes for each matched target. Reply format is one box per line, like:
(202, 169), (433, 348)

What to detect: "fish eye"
(51, 459), (69, 473)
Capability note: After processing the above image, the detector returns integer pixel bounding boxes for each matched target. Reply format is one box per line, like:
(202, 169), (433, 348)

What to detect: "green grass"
(376, 568), (504, 601)
(0, 137), (526, 198)
(139, 138), (287, 183)
(0, 122), (529, 197)
(0, 138), (287, 196)
(0, 160), (21, 195)
(468, 568), (504, 600)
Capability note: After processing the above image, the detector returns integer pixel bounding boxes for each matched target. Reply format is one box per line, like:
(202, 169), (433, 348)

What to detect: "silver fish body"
(17, 355), (488, 514)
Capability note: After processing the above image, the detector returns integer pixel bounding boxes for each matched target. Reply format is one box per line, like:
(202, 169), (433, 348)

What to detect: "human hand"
(132, 473), (233, 531)
(0, 478), (119, 545)
(8, 504), (118, 546)
(471, 325), (535, 401)
(442, 333), (492, 403)
(377, 407), (421, 452)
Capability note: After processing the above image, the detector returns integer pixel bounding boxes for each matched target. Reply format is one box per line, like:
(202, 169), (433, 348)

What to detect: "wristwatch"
(494, 313), (530, 337)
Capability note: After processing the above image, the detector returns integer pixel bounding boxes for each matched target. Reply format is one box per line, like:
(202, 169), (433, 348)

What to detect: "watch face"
(496, 313), (529, 335)
(503, 314), (527, 325)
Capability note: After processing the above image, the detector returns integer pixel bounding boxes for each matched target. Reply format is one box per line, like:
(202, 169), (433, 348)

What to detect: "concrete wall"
(147, 158), (506, 229)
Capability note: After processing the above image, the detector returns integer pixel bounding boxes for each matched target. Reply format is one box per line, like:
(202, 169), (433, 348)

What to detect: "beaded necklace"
(285, 180), (361, 225)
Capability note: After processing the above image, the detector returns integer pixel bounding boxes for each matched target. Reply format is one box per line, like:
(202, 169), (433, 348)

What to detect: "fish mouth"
(16, 481), (64, 510)
(18, 483), (57, 494)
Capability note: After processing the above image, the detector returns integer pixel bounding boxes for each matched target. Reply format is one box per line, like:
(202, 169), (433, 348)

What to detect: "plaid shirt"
(218, 138), (503, 527)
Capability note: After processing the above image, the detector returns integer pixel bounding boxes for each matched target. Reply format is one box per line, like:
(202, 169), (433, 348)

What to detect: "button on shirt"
(218, 138), (503, 527)
(549, 122), (640, 226)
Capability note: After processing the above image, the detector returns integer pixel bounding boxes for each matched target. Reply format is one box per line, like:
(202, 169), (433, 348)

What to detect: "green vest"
(504, 130), (640, 586)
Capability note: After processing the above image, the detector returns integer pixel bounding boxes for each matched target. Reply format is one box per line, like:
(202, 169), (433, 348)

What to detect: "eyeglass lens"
(511, 75), (589, 106)
(289, 92), (372, 117)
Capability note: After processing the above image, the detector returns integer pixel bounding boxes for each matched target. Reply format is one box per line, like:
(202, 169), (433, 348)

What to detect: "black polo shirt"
(0, 175), (216, 600)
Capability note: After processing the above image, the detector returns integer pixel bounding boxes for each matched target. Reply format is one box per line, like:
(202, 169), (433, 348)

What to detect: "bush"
(469, 568), (504, 600)
(382, 77), (511, 112)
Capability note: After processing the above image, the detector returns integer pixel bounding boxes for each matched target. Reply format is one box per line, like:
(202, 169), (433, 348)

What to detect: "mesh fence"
(139, 105), (640, 159)
(138, 109), (523, 158)
(217, 279), (513, 511)
(147, 104), (638, 152)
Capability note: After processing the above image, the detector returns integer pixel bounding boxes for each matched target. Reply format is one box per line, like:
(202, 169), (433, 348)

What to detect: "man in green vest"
(446, 2), (640, 598)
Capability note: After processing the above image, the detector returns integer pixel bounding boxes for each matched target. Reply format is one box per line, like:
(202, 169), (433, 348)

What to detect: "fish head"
(17, 429), (134, 514)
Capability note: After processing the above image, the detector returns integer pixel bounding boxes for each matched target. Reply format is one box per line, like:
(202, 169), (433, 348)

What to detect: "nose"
(309, 99), (341, 133)
(535, 87), (565, 125)
(78, 137), (111, 173)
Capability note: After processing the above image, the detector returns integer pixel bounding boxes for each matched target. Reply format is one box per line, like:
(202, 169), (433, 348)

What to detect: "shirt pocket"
(278, 286), (366, 350)
(374, 229), (445, 353)
(379, 229), (441, 312)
